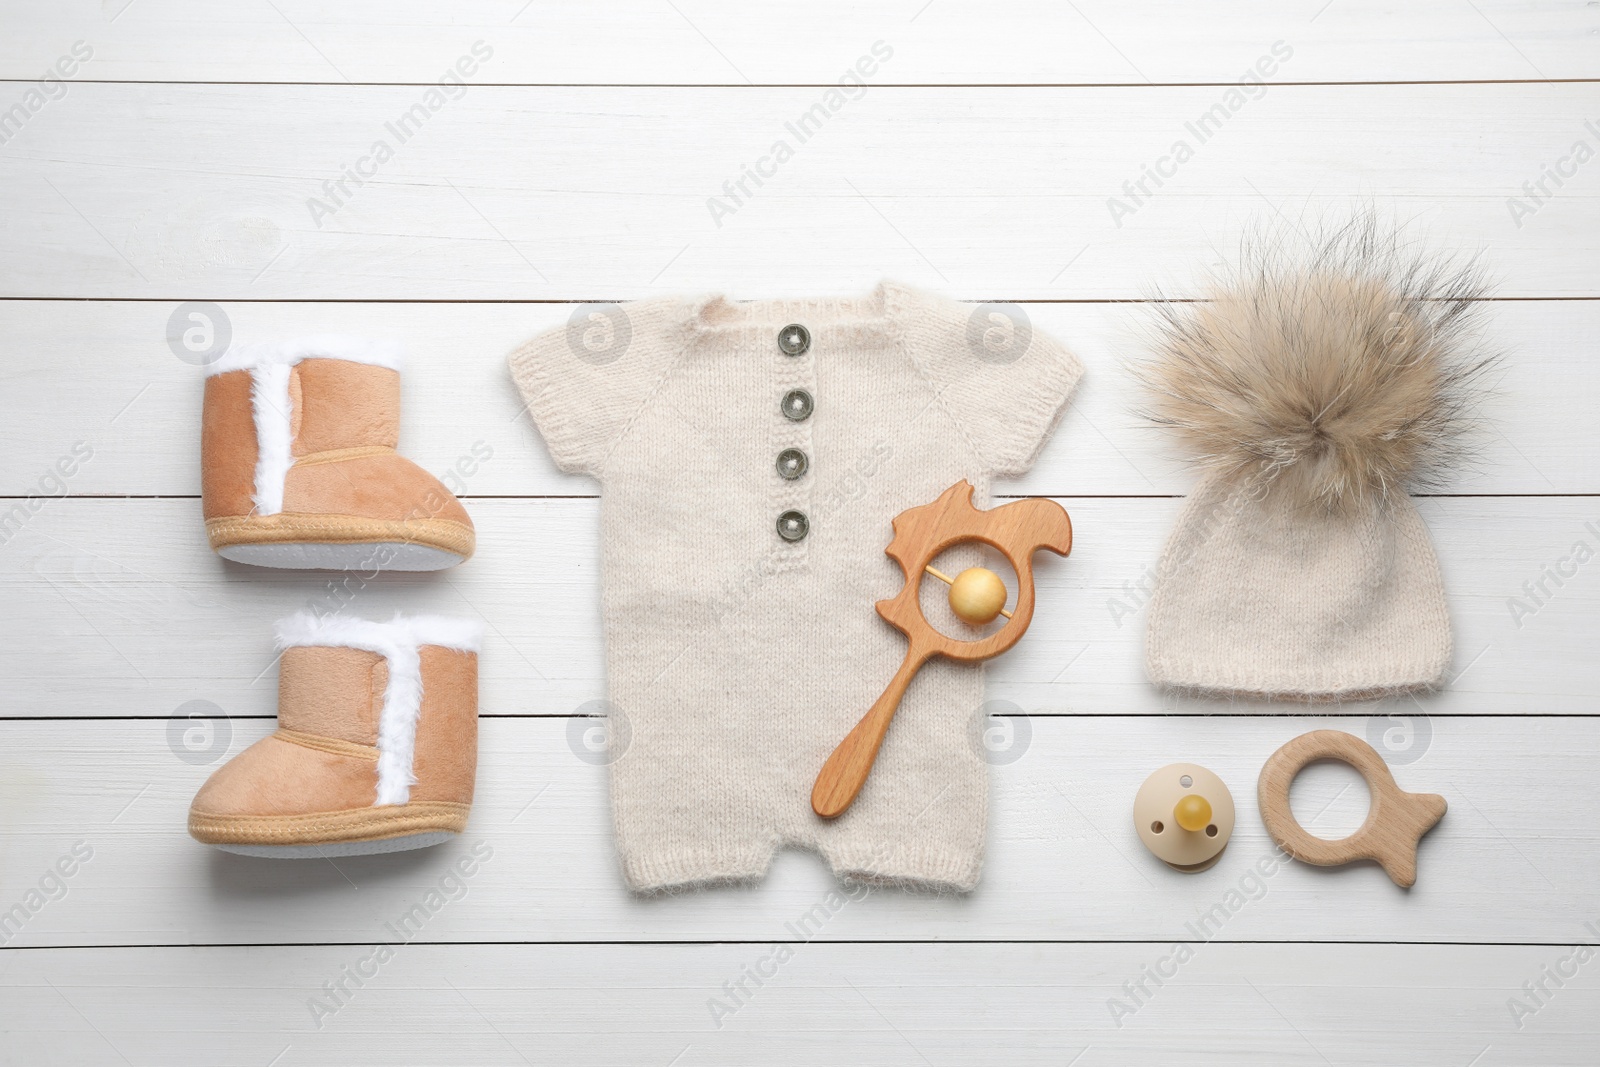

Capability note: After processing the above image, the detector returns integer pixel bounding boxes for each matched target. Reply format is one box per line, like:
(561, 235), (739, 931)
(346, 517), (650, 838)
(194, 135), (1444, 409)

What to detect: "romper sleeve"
(508, 298), (687, 478)
(899, 288), (1085, 478)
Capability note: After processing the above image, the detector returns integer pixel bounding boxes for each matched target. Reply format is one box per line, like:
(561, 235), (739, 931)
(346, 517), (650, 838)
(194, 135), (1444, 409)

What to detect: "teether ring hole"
(1289, 760), (1371, 841)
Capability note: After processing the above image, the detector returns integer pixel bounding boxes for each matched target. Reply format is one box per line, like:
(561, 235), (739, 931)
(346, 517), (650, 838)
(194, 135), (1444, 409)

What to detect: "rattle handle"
(812, 646), (928, 819)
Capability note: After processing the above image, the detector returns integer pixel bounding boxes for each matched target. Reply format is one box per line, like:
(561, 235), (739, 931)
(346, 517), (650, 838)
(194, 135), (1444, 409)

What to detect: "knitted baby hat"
(1139, 217), (1495, 700)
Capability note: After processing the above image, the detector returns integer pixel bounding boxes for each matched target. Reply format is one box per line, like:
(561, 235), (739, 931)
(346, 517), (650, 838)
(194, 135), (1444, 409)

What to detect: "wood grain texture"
(3, 497), (1596, 719)
(2, 0), (1594, 84)
(0, 84), (1597, 299)
(1, 715), (1597, 947)
(1258, 730), (1448, 888)
(3, 942), (1598, 1066)
(1, 299), (1591, 499)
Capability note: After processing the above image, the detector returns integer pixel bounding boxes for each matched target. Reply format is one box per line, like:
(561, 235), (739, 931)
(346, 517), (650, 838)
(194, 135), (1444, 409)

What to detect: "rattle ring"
(811, 481), (1072, 818)
(1257, 730), (1447, 888)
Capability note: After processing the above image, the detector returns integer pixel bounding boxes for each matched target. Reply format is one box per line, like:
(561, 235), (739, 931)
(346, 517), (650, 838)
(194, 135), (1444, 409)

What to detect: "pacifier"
(1134, 762), (1236, 872)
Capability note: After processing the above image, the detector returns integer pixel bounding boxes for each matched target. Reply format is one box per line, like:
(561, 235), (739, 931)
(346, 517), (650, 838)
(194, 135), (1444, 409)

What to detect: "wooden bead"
(948, 567), (1008, 625)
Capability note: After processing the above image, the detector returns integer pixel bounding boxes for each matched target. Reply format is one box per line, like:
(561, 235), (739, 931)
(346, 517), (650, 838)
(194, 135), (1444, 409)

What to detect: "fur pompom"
(1137, 215), (1497, 512)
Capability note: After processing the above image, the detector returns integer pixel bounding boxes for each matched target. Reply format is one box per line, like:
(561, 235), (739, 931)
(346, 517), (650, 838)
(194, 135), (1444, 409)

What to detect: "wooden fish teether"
(1257, 730), (1447, 888)
(811, 481), (1072, 819)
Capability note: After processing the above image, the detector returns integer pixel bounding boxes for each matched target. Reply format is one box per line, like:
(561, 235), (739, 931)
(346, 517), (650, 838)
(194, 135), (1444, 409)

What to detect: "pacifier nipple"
(1173, 793), (1213, 833)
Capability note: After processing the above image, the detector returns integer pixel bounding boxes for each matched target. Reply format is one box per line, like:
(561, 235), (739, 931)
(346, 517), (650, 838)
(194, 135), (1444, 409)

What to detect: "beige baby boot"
(189, 612), (482, 857)
(202, 337), (475, 570)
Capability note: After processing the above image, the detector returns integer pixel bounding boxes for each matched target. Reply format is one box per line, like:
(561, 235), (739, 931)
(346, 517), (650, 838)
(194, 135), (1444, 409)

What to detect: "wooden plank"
(1, 0), (1594, 84)
(0, 298), (1588, 497)
(0, 714), (1596, 946)
(3, 11), (1594, 1066)
(2, 943), (1597, 1065)
(1, 497), (1594, 718)
(1, 84), (1597, 299)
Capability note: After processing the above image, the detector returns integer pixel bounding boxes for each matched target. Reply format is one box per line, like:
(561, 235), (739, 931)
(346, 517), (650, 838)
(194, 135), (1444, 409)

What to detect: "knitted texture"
(1144, 473), (1452, 700)
(510, 282), (1082, 892)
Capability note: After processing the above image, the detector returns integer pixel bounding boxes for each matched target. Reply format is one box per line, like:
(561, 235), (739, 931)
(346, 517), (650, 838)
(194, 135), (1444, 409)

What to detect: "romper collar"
(687, 280), (914, 347)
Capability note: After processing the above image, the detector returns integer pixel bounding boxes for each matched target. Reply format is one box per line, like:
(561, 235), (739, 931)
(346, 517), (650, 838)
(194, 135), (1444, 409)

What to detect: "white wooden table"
(1, 2), (1597, 1063)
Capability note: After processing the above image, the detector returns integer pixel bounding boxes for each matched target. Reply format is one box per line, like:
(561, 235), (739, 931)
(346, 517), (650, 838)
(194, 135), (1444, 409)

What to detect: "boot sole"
(189, 801), (471, 856)
(216, 832), (460, 858)
(220, 541), (464, 571)
(206, 514), (474, 571)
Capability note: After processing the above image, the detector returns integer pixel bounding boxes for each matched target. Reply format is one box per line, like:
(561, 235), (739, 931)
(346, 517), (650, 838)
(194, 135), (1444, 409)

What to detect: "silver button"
(776, 510), (809, 542)
(777, 323), (811, 357)
(781, 389), (813, 421)
(776, 448), (808, 480)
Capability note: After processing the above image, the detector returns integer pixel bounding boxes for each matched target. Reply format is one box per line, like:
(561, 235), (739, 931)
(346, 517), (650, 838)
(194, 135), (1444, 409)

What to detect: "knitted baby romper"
(511, 282), (1082, 892)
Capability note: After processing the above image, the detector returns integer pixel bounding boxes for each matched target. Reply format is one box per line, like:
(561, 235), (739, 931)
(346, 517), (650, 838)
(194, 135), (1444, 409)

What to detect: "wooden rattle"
(811, 481), (1072, 819)
(1257, 730), (1446, 888)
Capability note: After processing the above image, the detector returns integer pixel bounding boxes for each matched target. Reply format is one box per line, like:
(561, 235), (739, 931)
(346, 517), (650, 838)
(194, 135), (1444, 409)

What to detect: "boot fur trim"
(206, 335), (403, 377)
(208, 336), (404, 516)
(275, 612), (483, 806)
(250, 361), (294, 515)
